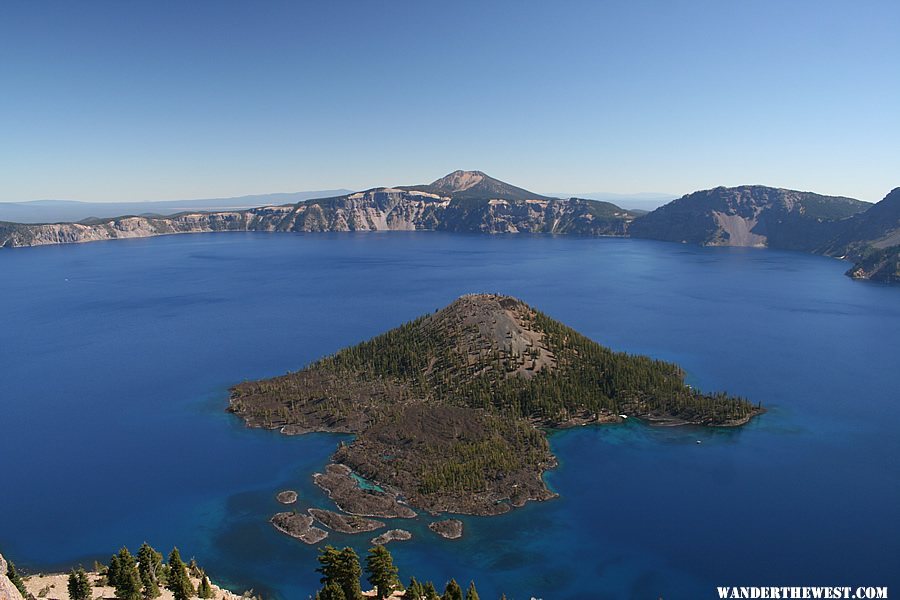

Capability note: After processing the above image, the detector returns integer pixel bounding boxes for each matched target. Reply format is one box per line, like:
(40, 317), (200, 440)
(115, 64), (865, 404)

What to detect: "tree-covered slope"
(229, 294), (761, 514)
(845, 245), (900, 283)
(629, 185), (870, 250)
(820, 188), (900, 257)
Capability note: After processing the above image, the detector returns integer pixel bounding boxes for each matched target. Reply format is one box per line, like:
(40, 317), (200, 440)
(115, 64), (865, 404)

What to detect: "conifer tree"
(166, 548), (195, 600)
(107, 554), (122, 589)
(316, 546), (362, 600)
(317, 581), (347, 600)
(5, 560), (27, 599)
(114, 548), (143, 600)
(464, 581), (479, 600)
(337, 547), (363, 600)
(365, 545), (399, 600)
(68, 567), (91, 600)
(316, 547), (341, 587)
(137, 542), (163, 599)
(402, 577), (425, 600)
(442, 579), (462, 600)
(197, 572), (214, 599)
(423, 582), (440, 600)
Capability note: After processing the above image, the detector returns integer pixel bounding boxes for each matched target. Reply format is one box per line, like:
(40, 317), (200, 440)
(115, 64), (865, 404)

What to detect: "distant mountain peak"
(429, 170), (550, 201)
(431, 170), (488, 192)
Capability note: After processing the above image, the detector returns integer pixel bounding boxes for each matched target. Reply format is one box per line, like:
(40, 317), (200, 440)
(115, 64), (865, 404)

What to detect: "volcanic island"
(228, 294), (762, 541)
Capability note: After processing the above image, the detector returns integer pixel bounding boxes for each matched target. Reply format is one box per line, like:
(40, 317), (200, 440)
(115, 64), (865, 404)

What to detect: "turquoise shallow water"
(350, 473), (385, 493)
(1, 232), (898, 599)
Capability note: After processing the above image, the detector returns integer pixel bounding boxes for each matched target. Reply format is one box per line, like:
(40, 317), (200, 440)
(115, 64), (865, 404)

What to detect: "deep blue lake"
(1, 232), (898, 599)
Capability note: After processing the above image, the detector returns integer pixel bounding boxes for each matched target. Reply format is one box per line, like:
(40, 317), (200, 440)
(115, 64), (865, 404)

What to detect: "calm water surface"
(1, 232), (898, 599)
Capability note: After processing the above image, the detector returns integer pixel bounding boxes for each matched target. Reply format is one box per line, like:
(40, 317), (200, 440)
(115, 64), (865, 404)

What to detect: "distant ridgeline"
(2, 171), (897, 283)
(230, 294), (762, 516)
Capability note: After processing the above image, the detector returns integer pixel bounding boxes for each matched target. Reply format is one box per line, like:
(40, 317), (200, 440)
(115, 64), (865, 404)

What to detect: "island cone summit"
(229, 294), (761, 516)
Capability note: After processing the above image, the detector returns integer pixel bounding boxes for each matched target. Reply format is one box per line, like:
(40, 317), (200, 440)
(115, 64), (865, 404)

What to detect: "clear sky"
(1, 0), (898, 203)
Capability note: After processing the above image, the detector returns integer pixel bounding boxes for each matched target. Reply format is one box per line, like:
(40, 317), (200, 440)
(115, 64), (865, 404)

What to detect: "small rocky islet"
(371, 529), (412, 545)
(233, 293), (764, 536)
(276, 490), (298, 504)
(270, 512), (328, 545)
(429, 519), (464, 540)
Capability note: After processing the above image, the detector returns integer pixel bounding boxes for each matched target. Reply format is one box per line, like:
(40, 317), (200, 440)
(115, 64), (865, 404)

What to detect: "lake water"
(1, 232), (898, 599)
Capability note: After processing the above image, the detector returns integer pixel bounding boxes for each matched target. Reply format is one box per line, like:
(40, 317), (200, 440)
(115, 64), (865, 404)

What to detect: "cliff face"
(3, 172), (898, 284)
(0, 185), (637, 248)
(0, 553), (25, 600)
(437, 197), (634, 235)
(629, 185), (870, 251)
(0, 211), (253, 247)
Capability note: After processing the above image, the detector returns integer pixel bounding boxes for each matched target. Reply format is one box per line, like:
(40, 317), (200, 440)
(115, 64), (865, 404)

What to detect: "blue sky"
(1, 0), (898, 202)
